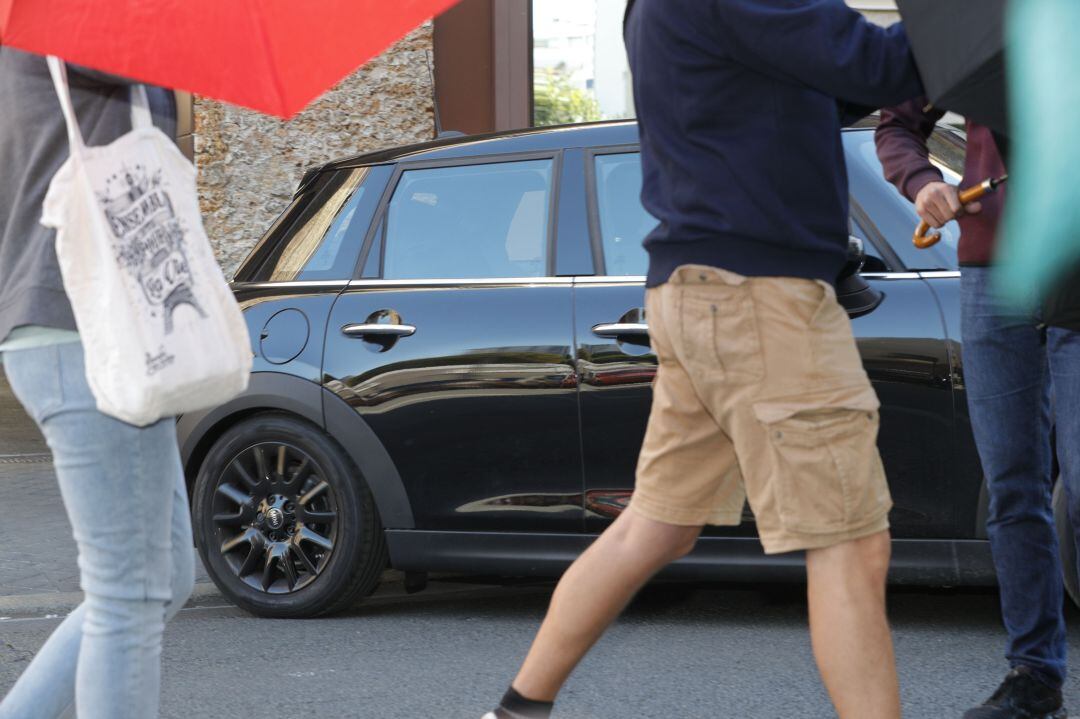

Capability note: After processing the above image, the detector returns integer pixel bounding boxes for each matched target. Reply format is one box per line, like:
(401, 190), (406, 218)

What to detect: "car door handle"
(592, 322), (649, 338)
(341, 323), (417, 338)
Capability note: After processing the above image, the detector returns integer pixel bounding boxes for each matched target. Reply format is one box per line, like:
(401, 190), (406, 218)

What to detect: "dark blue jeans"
(962, 266), (1080, 689)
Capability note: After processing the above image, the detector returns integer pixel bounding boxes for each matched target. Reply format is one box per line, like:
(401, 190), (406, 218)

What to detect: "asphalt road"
(5, 417), (1080, 718)
(3, 581), (1080, 718)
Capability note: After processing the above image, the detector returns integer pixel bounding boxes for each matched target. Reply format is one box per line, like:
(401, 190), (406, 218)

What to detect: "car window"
(849, 217), (889, 273)
(592, 153), (657, 277)
(844, 129), (962, 271)
(382, 159), (553, 280)
(238, 166), (384, 283)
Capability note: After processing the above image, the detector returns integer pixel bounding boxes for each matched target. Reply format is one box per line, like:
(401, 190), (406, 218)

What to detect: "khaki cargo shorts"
(629, 265), (892, 554)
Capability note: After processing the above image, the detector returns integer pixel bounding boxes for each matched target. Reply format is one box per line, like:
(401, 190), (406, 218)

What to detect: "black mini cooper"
(177, 120), (1077, 618)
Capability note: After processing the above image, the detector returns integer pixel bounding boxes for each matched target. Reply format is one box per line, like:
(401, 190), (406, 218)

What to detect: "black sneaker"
(963, 667), (1067, 718)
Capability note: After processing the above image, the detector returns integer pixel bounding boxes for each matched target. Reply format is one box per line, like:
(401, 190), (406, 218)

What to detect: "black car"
(177, 120), (1076, 618)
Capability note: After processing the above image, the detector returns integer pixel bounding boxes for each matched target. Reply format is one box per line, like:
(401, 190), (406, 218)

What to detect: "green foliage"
(533, 70), (601, 126)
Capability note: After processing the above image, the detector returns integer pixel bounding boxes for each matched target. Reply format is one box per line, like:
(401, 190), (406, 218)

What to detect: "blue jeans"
(0, 343), (194, 719)
(962, 266), (1080, 689)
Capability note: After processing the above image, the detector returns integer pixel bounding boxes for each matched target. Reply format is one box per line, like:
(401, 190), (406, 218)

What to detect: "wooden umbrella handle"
(913, 221), (942, 249)
(912, 178), (1005, 250)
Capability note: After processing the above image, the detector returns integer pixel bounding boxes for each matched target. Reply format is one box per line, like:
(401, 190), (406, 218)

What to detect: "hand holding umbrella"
(913, 175), (1008, 249)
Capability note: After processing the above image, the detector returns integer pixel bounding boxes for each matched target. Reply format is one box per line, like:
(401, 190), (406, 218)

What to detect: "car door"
(573, 148), (666, 532)
(844, 128), (980, 537)
(322, 153), (584, 533)
(575, 145), (963, 538)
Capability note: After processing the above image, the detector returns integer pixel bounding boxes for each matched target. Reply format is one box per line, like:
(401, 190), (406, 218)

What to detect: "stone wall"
(194, 24), (436, 276)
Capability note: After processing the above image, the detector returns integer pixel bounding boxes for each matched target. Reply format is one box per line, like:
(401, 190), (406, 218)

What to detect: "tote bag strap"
(129, 84), (153, 130)
(46, 56), (86, 156)
(48, 57), (155, 147)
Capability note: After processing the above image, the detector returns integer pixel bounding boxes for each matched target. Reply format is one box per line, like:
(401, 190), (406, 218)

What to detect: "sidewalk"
(0, 374), (47, 457)
(0, 450), (215, 614)
(1, 374), (214, 605)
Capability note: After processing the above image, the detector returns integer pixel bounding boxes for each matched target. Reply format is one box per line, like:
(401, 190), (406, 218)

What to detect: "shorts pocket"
(753, 388), (890, 535)
(807, 283), (865, 382)
(680, 289), (764, 382)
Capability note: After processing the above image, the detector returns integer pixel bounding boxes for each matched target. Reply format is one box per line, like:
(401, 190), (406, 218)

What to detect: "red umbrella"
(0, 0), (461, 117)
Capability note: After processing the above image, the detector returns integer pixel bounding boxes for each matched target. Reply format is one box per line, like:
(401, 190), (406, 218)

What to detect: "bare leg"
(512, 509), (702, 701)
(807, 530), (900, 719)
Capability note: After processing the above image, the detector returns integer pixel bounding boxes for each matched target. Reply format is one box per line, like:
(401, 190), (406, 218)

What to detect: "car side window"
(592, 153), (657, 277)
(382, 159), (554, 280)
(849, 217), (890, 273)
(844, 129), (960, 271)
(239, 166), (384, 283)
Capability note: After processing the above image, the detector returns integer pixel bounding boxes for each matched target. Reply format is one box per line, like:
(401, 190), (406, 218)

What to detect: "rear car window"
(236, 165), (388, 283)
(592, 152), (656, 276)
(381, 159), (554, 280)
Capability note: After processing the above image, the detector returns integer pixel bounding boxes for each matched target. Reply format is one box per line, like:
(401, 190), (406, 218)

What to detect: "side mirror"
(841, 235), (867, 279)
(837, 235), (884, 318)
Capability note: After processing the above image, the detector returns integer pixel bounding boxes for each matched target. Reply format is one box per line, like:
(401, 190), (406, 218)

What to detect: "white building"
(534, 0), (902, 124)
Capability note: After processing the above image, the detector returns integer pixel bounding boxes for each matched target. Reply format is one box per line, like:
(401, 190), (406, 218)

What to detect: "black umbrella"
(896, 0), (1009, 137)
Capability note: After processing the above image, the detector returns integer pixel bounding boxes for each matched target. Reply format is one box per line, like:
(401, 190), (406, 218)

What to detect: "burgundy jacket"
(875, 97), (1007, 266)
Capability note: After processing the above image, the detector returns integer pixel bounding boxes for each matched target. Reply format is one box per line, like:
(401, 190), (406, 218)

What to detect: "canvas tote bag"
(42, 57), (251, 426)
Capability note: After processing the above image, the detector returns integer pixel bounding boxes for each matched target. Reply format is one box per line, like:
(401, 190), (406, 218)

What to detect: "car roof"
(320, 120), (639, 172)
(315, 117), (882, 175)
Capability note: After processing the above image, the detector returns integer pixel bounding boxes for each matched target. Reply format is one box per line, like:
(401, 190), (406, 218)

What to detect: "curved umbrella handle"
(913, 221), (942, 249)
(912, 176), (1009, 250)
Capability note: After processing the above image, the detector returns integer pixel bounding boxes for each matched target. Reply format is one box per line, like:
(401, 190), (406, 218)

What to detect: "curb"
(0, 576), (553, 621)
(0, 581), (225, 620)
(0, 453), (52, 465)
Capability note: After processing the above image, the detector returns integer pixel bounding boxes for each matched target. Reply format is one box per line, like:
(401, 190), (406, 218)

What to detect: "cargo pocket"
(807, 281), (865, 382)
(753, 388), (889, 535)
(680, 289), (764, 383)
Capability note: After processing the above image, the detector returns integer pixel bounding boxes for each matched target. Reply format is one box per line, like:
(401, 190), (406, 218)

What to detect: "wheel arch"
(176, 372), (415, 530)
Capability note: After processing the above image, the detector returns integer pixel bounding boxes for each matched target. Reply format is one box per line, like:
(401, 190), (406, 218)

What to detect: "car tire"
(1052, 480), (1080, 609)
(192, 413), (387, 618)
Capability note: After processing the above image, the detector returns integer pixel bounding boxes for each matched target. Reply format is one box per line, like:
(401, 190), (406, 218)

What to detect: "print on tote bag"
(43, 56), (251, 426)
(101, 164), (207, 338)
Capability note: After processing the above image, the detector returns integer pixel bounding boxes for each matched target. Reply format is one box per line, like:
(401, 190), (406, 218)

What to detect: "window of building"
(532, 0), (635, 127)
(382, 159), (554, 280)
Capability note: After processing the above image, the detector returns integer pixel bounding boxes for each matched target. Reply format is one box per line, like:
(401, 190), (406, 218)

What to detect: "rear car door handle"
(592, 323), (649, 338)
(341, 323), (416, 338)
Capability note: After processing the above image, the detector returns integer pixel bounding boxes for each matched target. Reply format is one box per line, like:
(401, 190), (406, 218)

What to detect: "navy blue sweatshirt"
(624, 0), (923, 287)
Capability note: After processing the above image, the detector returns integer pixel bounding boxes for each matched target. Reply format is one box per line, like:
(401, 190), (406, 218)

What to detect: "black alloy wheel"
(193, 414), (386, 617)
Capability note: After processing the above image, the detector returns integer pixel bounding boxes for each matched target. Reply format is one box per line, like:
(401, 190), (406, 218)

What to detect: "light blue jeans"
(0, 342), (195, 719)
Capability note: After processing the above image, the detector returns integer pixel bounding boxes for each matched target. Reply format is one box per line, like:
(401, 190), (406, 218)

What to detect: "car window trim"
(346, 277), (574, 289)
(355, 150), (564, 282)
(861, 272), (922, 280)
(349, 164), (395, 282)
(584, 143), (642, 277)
(916, 270), (961, 279)
(232, 279), (352, 290)
(553, 148), (593, 276)
(573, 275), (646, 285)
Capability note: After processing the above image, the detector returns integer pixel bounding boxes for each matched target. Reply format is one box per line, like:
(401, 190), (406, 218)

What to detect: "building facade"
(190, 0), (900, 274)
(192, 25), (436, 275)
